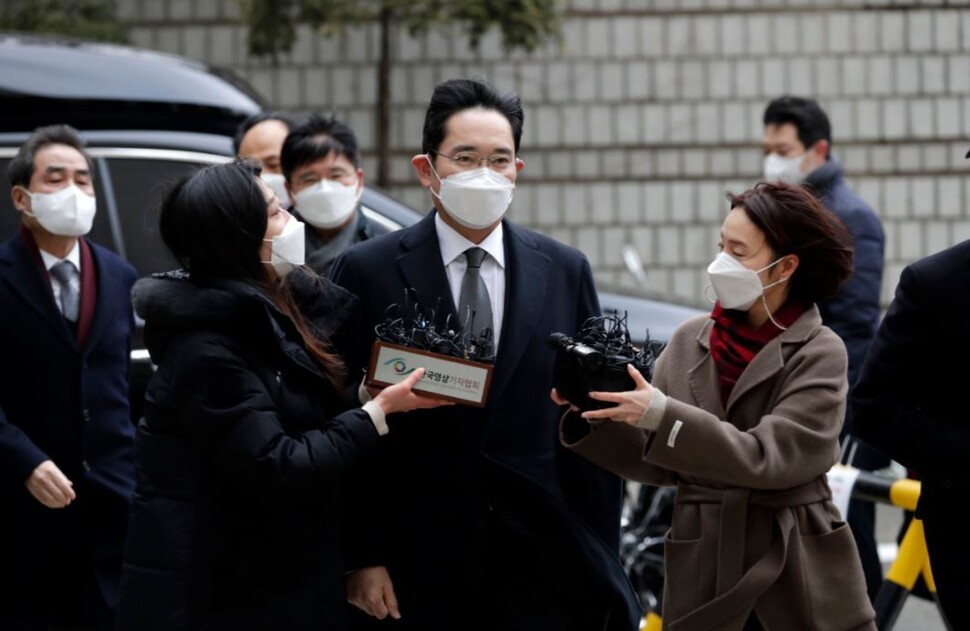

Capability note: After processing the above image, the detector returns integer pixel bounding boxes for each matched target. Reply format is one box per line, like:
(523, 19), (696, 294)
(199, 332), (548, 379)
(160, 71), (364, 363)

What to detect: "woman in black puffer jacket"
(115, 161), (447, 631)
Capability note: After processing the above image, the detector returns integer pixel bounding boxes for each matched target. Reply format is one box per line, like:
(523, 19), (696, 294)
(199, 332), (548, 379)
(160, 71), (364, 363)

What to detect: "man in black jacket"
(852, 231), (970, 629)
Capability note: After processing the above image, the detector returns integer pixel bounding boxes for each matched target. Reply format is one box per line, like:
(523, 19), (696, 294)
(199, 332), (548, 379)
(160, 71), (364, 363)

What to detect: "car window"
(102, 156), (206, 276)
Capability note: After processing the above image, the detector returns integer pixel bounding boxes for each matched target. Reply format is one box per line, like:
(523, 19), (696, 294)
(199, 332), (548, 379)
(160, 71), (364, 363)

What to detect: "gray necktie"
(458, 247), (493, 339)
(50, 260), (79, 322)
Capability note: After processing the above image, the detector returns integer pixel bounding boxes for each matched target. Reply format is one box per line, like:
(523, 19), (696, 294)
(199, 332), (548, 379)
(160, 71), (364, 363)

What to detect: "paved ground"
(875, 503), (948, 630)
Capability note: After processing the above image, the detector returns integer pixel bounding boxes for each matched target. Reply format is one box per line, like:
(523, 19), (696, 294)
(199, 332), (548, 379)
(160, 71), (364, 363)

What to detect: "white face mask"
(429, 160), (514, 230)
(706, 251), (788, 311)
(262, 211), (305, 276)
(260, 173), (290, 207)
(763, 153), (805, 184)
(293, 178), (360, 229)
(21, 184), (97, 236)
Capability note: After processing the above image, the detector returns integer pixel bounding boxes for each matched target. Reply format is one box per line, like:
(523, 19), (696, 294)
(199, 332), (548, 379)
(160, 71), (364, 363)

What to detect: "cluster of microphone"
(374, 291), (496, 364)
(548, 313), (662, 411)
(373, 294), (663, 397)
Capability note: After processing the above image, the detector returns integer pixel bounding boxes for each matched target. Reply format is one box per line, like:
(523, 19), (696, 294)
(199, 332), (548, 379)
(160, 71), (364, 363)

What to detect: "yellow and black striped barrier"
(849, 469), (943, 631)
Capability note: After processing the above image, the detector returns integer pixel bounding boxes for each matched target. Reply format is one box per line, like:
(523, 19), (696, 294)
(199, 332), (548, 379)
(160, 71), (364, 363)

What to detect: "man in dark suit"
(852, 233), (970, 630)
(0, 125), (138, 630)
(330, 78), (640, 631)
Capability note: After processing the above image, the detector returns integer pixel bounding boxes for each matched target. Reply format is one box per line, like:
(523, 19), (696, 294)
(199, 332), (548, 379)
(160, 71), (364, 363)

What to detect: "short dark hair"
(280, 113), (360, 182)
(232, 111), (302, 155)
(7, 124), (94, 188)
(727, 181), (852, 304)
(421, 78), (524, 156)
(763, 96), (832, 150)
(159, 160), (268, 284)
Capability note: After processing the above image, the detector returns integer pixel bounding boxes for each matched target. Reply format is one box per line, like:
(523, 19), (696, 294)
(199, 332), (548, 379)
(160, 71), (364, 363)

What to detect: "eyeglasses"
(430, 150), (515, 170)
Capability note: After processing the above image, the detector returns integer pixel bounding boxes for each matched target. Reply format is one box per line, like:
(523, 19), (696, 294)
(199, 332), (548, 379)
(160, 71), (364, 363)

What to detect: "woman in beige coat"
(557, 182), (876, 631)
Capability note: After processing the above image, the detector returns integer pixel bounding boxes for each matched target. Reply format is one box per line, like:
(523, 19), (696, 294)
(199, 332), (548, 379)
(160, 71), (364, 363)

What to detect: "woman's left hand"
(581, 364), (653, 426)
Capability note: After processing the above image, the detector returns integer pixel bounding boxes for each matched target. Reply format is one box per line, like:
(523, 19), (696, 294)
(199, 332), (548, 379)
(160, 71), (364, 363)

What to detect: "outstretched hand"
(580, 364), (653, 425)
(373, 368), (454, 415)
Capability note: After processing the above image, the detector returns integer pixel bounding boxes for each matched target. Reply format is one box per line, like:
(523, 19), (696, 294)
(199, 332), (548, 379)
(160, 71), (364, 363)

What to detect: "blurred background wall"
(121, 0), (970, 308)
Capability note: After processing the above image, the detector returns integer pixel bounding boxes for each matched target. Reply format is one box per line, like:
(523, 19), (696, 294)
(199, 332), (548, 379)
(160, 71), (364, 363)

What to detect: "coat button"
(81, 460), (91, 472)
(82, 409), (91, 422)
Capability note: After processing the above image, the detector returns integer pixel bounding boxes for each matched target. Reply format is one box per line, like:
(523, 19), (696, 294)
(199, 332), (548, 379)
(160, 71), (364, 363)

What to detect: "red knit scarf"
(709, 300), (808, 406)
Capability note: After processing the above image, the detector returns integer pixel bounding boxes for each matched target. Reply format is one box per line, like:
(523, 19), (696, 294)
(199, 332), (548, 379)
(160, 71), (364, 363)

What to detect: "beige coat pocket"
(796, 522), (874, 630)
(662, 530), (706, 623)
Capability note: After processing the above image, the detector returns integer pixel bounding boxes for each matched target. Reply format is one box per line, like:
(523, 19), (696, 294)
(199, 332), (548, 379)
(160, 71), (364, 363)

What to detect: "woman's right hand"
(372, 368), (454, 415)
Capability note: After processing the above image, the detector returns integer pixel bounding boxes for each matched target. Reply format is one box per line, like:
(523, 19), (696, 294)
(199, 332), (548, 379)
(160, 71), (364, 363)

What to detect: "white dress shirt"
(434, 213), (506, 350)
(39, 242), (82, 308)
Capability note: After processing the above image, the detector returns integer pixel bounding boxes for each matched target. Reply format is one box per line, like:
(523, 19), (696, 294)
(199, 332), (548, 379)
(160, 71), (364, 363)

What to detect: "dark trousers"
(842, 435), (889, 604)
(923, 512), (970, 630)
(847, 498), (883, 603)
(0, 483), (127, 631)
(349, 512), (588, 631)
(472, 513), (575, 631)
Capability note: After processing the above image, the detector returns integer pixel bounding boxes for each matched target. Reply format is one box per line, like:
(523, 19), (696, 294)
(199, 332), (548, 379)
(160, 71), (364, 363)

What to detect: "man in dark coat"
(762, 96), (887, 602)
(852, 235), (970, 629)
(331, 78), (640, 631)
(0, 124), (137, 630)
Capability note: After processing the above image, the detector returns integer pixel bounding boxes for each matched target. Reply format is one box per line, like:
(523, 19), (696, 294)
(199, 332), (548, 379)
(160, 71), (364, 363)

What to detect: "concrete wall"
(122, 0), (970, 307)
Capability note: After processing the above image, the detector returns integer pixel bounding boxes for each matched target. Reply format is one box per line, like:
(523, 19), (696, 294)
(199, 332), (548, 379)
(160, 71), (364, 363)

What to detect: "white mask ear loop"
(426, 155), (445, 201)
(761, 269), (792, 330)
(704, 283), (717, 305)
(427, 154), (444, 182)
(763, 293), (788, 331)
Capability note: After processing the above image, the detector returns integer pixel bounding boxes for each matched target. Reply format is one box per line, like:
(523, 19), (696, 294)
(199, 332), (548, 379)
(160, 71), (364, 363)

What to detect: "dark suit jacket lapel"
(487, 221), (550, 403)
(0, 234), (76, 349)
(396, 212), (459, 329)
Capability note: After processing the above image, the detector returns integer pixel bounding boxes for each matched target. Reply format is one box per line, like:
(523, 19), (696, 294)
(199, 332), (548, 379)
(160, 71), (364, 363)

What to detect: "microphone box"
(366, 340), (494, 407)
